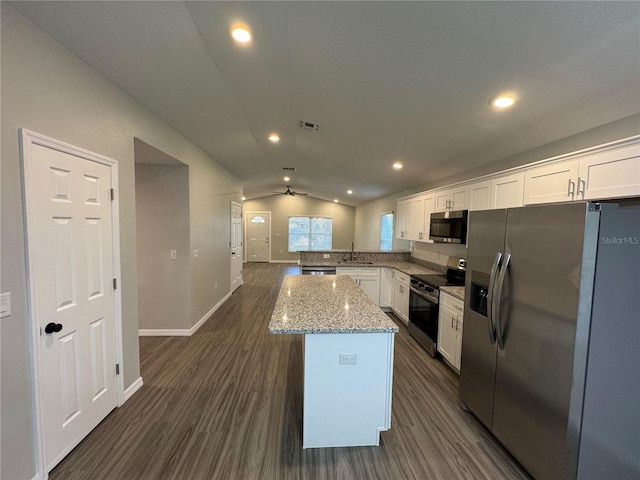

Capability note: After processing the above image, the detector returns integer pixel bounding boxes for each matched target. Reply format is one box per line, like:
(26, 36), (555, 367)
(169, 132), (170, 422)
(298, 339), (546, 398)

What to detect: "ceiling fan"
(273, 185), (308, 196)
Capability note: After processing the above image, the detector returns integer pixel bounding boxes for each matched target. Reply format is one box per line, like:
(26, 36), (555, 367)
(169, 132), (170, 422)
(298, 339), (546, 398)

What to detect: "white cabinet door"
(359, 276), (381, 305)
(438, 292), (464, 372)
(338, 267), (380, 306)
(455, 314), (463, 371)
(437, 303), (458, 366)
(435, 186), (468, 212)
(577, 144), (640, 200)
(336, 267), (358, 279)
(492, 172), (524, 209)
(379, 268), (393, 308)
(396, 200), (408, 239)
(411, 195), (426, 241)
(468, 180), (492, 211)
(392, 277), (409, 324)
(523, 159), (579, 205)
(421, 193), (435, 241)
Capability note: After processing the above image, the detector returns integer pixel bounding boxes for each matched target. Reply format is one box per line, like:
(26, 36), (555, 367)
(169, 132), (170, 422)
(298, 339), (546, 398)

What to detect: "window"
(380, 213), (393, 251)
(250, 216), (266, 223)
(288, 216), (333, 251)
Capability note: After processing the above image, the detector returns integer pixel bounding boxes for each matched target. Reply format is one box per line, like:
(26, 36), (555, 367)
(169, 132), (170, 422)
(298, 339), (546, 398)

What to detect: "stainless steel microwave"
(429, 210), (468, 244)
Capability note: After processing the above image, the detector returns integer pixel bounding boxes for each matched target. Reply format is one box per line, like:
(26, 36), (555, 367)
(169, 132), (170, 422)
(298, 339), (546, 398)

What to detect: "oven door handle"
(409, 286), (438, 304)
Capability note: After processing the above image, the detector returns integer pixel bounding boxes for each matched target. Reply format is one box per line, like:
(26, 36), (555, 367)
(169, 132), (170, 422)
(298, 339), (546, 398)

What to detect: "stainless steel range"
(408, 257), (466, 357)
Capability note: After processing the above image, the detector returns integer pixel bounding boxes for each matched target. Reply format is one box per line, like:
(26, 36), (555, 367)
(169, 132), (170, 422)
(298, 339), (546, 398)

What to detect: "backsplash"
(299, 250), (410, 263)
(411, 241), (466, 267)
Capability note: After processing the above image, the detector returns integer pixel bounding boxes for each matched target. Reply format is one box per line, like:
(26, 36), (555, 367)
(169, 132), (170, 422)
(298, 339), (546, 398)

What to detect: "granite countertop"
(440, 286), (465, 301)
(299, 260), (441, 276)
(269, 275), (399, 334)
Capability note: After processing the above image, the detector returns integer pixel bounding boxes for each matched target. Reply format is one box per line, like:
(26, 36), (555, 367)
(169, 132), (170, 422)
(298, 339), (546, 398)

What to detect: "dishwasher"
(301, 266), (337, 275)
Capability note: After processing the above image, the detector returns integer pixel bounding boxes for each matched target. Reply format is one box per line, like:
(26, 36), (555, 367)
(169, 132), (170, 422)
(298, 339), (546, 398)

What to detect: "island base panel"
(302, 332), (395, 448)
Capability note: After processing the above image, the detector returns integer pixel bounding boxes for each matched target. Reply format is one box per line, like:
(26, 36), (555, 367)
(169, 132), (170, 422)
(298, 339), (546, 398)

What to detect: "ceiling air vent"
(282, 167), (297, 172)
(299, 120), (321, 133)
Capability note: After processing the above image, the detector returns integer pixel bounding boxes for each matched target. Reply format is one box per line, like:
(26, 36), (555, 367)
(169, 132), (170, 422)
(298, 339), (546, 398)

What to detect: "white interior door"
(230, 202), (243, 292)
(22, 133), (119, 473)
(246, 212), (270, 262)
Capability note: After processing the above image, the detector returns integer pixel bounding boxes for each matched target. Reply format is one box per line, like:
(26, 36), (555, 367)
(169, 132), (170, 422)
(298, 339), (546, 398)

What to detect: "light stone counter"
(298, 260), (441, 277)
(269, 275), (398, 334)
(440, 286), (465, 301)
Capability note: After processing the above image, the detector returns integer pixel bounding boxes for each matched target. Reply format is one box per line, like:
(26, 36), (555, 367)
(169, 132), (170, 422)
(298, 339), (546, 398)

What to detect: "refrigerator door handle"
(495, 252), (511, 350)
(487, 252), (502, 345)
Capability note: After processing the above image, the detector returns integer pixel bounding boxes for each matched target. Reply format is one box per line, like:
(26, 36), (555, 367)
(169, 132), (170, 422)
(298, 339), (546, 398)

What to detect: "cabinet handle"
(567, 178), (575, 198)
(456, 318), (460, 331)
(453, 303), (462, 311)
(451, 316), (455, 328)
(576, 176), (585, 197)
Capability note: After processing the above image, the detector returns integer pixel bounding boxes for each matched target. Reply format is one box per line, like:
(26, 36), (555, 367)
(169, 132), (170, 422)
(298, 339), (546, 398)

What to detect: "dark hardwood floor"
(50, 263), (529, 480)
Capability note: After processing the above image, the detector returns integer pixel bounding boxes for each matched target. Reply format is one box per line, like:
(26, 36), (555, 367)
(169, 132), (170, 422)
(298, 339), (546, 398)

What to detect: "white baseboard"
(138, 291), (232, 337)
(123, 377), (144, 402)
(190, 291), (231, 335)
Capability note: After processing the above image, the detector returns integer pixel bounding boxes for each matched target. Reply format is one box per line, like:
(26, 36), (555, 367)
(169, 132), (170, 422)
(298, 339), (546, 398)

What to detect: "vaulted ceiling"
(11, 1), (640, 205)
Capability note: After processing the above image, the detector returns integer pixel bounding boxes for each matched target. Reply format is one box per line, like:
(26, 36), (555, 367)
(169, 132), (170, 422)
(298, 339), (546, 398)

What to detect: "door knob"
(45, 323), (63, 334)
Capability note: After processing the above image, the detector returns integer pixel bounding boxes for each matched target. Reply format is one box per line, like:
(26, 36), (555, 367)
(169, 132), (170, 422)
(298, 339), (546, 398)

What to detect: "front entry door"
(246, 212), (270, 262)
(230, 202), (243, 292)
(21, 131), (119, 472)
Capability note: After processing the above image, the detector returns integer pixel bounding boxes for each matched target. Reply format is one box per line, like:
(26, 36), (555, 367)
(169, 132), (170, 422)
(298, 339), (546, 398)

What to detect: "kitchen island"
(269, 274), (398, 448)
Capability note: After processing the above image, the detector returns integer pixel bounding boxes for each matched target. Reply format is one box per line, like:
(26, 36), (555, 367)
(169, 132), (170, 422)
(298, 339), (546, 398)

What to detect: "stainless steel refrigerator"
(459, 202), (639, 480)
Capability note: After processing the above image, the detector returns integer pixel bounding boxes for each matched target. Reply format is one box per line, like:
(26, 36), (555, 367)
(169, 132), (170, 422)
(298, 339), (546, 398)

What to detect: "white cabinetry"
(577, 143), (640, 200)
(523, 159), (579, 204)
(523, 141), (640, 205)
(491, 172), (524, 209)
(396, 194), (434, 241)
(379, 268), (393, 308)
(391, 270), (410, 324)
(437, 292), (464, 372)
(468, 180), (492, 211)
(435, 186), (468, 212)
(468, 173), (524, 211)
(337, 267), (381, 306)
(396, 200), (409, 239)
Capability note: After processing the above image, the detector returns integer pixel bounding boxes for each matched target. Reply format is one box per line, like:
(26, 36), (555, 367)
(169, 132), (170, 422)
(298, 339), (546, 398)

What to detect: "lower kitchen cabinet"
(336, 267), (381, 306)
(437, 291), (464, 372)
(379, 268), (393, 308)
(391, 270), (410, 324)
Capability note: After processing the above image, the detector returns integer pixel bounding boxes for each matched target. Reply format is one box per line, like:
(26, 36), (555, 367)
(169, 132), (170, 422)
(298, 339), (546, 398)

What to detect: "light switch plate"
(170, 250), (177, 260)
(323, 253), (330, 259)
(0, 292), (11, 318)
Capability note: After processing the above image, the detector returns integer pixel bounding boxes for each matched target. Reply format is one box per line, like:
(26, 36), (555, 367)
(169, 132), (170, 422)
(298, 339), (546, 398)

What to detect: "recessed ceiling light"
(268, 133), (280, 143)
(490, 95), (516, 109)
(231, 26), (252, 44)
(392, 162), (403, 170)
(241, 196), (246, 201)
(347, 190), (353, 195)
(283, 176), (290, 182)
(334, 199), (339, 203)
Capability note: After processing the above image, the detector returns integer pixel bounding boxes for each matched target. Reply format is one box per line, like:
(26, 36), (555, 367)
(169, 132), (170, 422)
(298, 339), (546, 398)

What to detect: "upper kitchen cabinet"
(523, 159), (580, 204)
(491, 172), (524, 209)
(468, 173), (524, 211)
(396, 193), (434, 241)
(434, 185), (468, 212)
(524, 139), (640, 205)
(577, 143), (640, 200)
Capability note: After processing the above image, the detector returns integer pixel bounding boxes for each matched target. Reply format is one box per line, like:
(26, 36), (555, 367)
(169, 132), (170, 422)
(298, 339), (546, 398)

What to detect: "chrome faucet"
(350, 242), (355, 261)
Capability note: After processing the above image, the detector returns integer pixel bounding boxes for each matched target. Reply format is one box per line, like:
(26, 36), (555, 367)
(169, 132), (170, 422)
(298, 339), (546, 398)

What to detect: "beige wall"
(354, 196), (411, 251)
(136, 163), (191, 330)
(355, 114), (640, 266)
(0, 5), (241, 479)
(243, 195), (355, 262)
